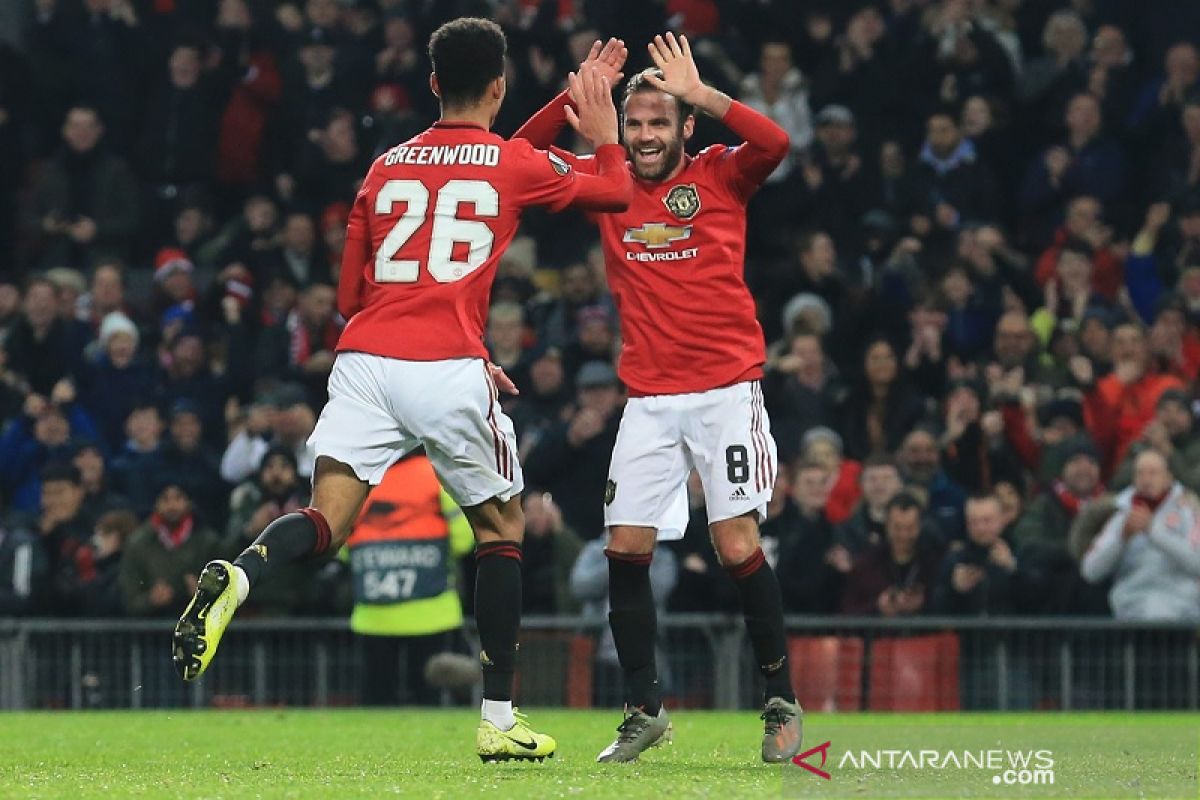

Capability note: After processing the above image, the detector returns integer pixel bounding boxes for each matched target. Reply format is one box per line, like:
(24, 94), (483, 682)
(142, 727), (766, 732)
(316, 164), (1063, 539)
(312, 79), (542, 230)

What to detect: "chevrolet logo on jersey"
(623, 223), (693, 249)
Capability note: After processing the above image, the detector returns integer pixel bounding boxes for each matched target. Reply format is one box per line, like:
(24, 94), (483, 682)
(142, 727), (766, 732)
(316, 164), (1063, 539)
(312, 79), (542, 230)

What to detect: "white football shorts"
(309, 352), (522, 507)
(604, 380), (777, 540)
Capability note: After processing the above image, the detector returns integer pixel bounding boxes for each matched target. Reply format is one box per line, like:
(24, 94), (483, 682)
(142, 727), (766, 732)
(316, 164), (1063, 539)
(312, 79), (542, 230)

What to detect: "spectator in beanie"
(23, 105), (139, 268)
(119, 480), (223, 617)
(796, 106), (868, 249)
(524, 362), (623, 540)
(562, 305), (616, 385)
(152, 247), (198, 325)
(1081, 449), (1200, 621)
(77, 311), (155, 452)
(1014, 436), (1109, 614)
(799, 426), (861, 525)
(158, 331), (231, 442)
(222, 445), (315, 615)
(840, 493), (944, 617)
(762, 331), (842, 451)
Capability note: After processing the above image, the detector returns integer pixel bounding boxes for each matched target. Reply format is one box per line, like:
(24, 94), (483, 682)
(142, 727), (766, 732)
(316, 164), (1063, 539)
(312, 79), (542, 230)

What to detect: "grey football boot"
(760, 696), (804, 763)
(596, 706), (673, 763)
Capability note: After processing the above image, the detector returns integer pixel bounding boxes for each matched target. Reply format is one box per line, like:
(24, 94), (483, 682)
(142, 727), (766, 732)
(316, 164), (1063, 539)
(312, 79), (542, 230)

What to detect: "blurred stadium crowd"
(2, 0), (1200, 624)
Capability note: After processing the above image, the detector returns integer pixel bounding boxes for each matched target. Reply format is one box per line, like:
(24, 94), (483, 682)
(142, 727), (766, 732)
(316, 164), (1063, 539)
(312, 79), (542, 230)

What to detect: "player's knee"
(607, 525), (656, 555)
(711, 517), (760, 567)
(465, 495), (524, 545)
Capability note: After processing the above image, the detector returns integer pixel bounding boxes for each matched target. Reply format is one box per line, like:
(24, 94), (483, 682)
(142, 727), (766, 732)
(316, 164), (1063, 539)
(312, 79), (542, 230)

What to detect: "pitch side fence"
(0, 616), (1196, 711)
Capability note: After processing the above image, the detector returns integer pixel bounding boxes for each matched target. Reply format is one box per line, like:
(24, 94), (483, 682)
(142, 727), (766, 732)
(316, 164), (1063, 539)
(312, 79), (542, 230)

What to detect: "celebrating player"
(171, 17), (632, 763)
(515, 33), (803, 763)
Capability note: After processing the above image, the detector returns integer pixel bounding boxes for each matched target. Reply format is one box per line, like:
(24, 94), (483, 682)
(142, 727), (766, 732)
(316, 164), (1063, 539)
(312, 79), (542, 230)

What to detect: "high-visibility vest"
(346, 455), (474, 636)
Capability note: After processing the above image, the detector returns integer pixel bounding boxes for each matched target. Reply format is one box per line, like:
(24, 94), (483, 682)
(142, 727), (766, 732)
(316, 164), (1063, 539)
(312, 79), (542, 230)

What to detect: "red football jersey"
(337, 121), (629, 361)
(517, 100), (788, 395)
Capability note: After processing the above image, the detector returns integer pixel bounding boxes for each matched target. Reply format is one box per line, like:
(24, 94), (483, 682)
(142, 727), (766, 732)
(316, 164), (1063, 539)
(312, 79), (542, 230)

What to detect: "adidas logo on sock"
(729, 486), (748, 501)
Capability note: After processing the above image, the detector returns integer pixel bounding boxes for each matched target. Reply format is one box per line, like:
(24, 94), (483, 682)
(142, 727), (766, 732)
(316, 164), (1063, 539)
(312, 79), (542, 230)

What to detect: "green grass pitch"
(1, 710), (1197, 799)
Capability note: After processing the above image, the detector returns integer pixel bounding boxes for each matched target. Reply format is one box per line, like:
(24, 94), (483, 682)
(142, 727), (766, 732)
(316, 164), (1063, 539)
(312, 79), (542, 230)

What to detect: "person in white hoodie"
(1081, 449), (1200, 621)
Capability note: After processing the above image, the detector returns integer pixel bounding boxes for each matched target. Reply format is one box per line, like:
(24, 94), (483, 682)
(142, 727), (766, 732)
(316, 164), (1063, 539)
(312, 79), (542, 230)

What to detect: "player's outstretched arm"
(646, 32), (789, 192)
(561, 67), (632, 211)
(513, 37), (625, 152)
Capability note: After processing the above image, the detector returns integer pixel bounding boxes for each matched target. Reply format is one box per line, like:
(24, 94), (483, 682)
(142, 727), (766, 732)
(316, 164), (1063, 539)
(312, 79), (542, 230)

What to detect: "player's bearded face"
(622, 92), (687, 181)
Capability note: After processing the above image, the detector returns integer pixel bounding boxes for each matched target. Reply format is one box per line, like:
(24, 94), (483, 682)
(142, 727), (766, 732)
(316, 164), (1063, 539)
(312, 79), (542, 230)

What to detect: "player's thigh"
(406, 358), (524, 512)
(604, 396), (690, 540)
(308, 352), (414, 511)
(685, 381), (778, 527)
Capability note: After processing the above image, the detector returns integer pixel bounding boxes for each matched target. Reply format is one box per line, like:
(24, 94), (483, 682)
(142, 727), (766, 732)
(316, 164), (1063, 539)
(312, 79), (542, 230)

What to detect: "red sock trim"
(726, 547), (766, 580)
(604, 548), (653, 566)
(298, 507), (332, 555)
(476, 539), (523, 562)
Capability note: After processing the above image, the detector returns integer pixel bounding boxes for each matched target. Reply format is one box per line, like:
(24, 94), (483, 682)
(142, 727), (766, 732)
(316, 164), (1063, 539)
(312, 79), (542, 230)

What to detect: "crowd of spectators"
(3, 0), (1200, 624)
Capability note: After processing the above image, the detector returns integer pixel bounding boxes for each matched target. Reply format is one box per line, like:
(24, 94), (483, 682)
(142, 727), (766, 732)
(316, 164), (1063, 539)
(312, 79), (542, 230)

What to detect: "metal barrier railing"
(1, 616), (1197, 711)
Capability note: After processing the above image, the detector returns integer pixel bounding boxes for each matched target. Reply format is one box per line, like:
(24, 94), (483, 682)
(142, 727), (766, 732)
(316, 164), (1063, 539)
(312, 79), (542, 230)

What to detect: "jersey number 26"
(374, 179), (498, 284)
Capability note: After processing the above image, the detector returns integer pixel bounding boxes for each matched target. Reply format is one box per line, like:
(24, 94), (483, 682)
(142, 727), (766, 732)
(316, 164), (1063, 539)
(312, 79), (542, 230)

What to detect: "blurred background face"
(283, 214), (315, 253)
(864, 341), (897, 386)
(1111, 325), (1147, 364)
(530, 354), (564, 395)
(578, 384), (622, 416)
(800, 233), (836, 277)
(63, 108), (102, 153)
(487, 307), (524, 352)
(1166, 43), (1200, 86)
(1133, 451), (1172, 497)
(994, 312), (1033, 365)
(42, 478), (84, 520)
(1063, 454), (1100, 496)
(1056, 251), (1092, 291)
(1065, 196), (1101, 236)
(92, 266), (124, 310)
(260, 455), (298, 495)
(816, 120), (855, 153)
(127, 408), (163, 446)
(759, 42), (792, 80)
(994, 481), (1022, 525)
(885, 506), (921, 552)
(560, 265), (594, 304)
(926, 114), (960, 156)
(900, 431), (939, 482)
(803, 438), (839, 470)
(965, 497), (1003, 547)
(793, 466), (831, 514)
(34, 409), (69, 446)
(1066, 95), (1101, 139)
(106, 331), (136, 367)
(960, 96), (992, 137)
(155, 486), (192, 524)
(170, 412), (202, 451)
(1159, 401), (1193, 437)
(861, 464), (902, 508)
(169, 46), (202, 89)
(73, 447), (105, 488)
(171, 336), (205, 376)
(24, 283), (57, 329)
(299, 286), (336, 326)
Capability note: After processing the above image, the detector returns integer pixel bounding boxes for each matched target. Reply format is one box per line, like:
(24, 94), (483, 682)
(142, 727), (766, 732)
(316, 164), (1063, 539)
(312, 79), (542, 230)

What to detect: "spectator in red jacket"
(1074, 322), (1184, 475)
(1034, 195), (1124, 300)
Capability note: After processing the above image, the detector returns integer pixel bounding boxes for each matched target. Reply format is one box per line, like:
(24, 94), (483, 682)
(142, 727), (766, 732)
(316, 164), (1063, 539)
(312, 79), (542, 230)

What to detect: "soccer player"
(515, 33), (803, 763)
(171, 17), (632, 763)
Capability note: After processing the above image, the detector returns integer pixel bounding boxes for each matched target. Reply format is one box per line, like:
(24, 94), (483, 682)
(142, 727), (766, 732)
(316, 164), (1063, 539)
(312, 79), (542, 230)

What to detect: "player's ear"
(490, 75), (506, 101)
(429, 73), (441, 100)
(682, 113), (695, 142)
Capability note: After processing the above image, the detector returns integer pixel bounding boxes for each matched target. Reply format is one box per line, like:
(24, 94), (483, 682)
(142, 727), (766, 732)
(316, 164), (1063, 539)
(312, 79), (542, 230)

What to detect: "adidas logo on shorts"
(729, 486), (748, 501)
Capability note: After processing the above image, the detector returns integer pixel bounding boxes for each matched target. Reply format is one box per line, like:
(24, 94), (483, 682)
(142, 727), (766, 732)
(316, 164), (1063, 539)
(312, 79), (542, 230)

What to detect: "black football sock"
(606, 549), (662, 715)
(233, 508), (331, 588)
(727, 547), (795, 704)
(474, 540), (523, 702)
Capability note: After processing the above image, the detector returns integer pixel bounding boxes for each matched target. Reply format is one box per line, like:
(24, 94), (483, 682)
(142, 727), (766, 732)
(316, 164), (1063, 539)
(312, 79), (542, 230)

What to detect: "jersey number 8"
(374, 179), (498, 283)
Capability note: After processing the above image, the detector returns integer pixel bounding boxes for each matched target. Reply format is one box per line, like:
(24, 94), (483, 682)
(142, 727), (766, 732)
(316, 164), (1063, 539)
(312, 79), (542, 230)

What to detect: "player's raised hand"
(645, 33), (704, 104)
(564, 67), (618, 148)
(580, 37), (626, 86)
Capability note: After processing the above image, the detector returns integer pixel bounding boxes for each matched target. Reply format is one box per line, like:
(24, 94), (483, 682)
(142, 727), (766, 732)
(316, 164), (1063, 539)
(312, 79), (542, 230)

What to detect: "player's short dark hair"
(428, 17), (506, 109)
(622, 69), (695, 128)
(885, 492), (923, 517)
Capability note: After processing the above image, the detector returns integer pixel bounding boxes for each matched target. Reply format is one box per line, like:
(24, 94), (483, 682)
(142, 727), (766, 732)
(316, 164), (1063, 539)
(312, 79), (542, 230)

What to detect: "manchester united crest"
(663, 183), (701, 219)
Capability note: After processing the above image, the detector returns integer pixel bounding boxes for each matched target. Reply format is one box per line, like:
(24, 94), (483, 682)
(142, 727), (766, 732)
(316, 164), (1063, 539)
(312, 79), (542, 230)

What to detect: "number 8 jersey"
(336, 120), (630, 361)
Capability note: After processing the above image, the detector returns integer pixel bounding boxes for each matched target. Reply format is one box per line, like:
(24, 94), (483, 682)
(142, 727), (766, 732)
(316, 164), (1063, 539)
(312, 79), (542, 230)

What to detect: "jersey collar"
(433, 120), (488, 131)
